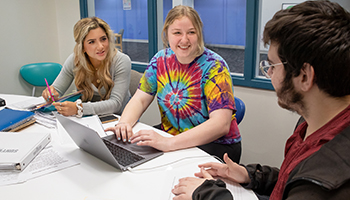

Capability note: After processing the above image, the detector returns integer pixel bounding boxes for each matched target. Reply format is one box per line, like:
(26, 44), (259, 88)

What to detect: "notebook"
(0, 109), (36, 132)
(55, 114), (163, 171)
(0, 131), (51, 170)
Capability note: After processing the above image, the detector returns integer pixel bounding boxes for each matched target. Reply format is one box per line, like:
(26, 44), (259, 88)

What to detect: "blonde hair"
(162, 5), (204, 56)
(73, 17), (117, 101)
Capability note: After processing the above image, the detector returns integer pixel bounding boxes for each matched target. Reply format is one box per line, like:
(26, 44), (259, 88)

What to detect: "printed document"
(0, 143), (79, 186)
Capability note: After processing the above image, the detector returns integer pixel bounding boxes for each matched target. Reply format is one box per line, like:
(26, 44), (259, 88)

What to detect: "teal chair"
(234, 97), (246, 125)
(20, 62), (62, 96)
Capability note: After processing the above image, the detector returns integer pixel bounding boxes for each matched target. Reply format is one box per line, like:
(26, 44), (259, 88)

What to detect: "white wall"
(259, 0), (350, 52)
(0, 0), (79, 96)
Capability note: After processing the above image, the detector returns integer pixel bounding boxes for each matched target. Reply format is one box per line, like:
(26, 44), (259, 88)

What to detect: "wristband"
(76, 99), (83, 118)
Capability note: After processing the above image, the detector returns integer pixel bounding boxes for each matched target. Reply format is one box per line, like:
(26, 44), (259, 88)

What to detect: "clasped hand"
(105, 123), (172, 152)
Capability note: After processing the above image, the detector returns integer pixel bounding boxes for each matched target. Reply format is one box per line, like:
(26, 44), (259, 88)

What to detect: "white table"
(0, 94), (257, 200)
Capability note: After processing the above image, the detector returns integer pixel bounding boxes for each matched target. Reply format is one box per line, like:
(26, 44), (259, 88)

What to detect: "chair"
(115, 28), (124, 52)
(20, 62), (62, 96)
(234, 97), (246, 125)
(129, 69), (143, 96)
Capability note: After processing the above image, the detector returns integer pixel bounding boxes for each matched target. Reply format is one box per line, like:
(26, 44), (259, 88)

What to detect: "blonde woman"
(106, 5), (241, 163)
(42, 17), (131, 117)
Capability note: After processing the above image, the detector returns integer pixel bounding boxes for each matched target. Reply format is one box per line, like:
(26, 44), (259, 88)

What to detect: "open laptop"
(55, 114), (163, 171)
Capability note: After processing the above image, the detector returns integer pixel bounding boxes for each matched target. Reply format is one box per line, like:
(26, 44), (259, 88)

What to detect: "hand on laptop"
(130, 129), (172, 152)
(105, 122), (134, 142)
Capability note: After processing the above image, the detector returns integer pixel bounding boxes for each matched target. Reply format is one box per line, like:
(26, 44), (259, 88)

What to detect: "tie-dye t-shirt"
(139, 48), (241, 144)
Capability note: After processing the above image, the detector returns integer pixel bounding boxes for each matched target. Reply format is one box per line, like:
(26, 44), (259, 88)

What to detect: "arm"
(105, 89), (154, 141)
(42, 54), (75, 101)
(192, 179), (233, 200)
(129, 108), (232, 151)
(241, 164), (279, 196)
(83, 52), (132, 115)
(172, 167), (233, 200)
(130, 57), (235, 151)
(172, 108), (233, 150)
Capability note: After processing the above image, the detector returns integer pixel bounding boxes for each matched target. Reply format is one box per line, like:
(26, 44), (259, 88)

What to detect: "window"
(79, 0), (274, 90)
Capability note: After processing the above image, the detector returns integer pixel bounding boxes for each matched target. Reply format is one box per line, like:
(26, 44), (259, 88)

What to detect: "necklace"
(94, 67), (100, 84)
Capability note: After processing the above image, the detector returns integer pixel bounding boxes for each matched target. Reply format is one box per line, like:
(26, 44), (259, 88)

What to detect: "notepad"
(0, 109), (35, 132)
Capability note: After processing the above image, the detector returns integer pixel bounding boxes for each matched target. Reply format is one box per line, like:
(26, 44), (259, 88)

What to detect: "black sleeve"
(192, 179), (233, 200)
(240, 164), (279, 197)
(285, 180), (350, 200)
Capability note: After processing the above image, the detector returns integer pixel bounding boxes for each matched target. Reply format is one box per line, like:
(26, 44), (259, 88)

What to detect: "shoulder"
(151, 48), (170, 60)
(110, 51), (131, 71)
(63, 53), (75, 70)
(286, 126), (350, 198)
(113, 51), (131, 64)
(197, 48), (228, 70)
(201, 48), (226, 62)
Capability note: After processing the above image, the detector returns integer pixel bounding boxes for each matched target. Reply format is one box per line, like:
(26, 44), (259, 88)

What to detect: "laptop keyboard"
(103, 139), (145, 167)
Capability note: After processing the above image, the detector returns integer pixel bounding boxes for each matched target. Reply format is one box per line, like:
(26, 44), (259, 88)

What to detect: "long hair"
(73, 17), (117, 101)
(162, 5), (204, 57)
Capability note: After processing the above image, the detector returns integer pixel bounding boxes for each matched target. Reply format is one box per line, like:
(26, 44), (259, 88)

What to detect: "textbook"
(0, 131), (51, 171)
(0, 109), (36, 132)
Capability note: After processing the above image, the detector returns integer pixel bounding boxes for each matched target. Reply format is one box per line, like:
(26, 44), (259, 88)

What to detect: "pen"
(45, 78), (55, 102)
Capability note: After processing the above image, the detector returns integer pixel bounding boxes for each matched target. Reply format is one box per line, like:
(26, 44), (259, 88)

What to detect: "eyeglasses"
(259, 60), (287, 78)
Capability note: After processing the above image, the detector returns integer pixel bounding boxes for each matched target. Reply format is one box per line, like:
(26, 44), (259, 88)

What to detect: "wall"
(2, 0), (347, 168)
(0, 0), (79, 96)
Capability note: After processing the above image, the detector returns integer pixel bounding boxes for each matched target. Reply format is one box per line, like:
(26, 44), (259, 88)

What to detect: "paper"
(0, 143), (79, 186)
(68, 115), (111, 137)
(6, 97), (45, 111)
(34, 111), (57, 129)
(224, 178), (258, 200)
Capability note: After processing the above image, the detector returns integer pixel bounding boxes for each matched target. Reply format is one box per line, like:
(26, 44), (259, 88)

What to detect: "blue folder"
(0, 109), (35, 132)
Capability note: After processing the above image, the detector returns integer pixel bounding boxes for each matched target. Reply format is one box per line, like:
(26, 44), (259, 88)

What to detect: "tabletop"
(0, 93), (257, 200)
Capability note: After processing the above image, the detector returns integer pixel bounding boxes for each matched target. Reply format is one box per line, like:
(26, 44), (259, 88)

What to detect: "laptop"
(55, 114), (163, 171)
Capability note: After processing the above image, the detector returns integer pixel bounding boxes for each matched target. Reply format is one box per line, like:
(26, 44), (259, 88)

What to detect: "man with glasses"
(172, 1), (350, 199)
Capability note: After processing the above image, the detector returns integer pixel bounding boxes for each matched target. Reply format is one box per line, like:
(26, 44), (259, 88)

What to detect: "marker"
(45, 78), (55, 102)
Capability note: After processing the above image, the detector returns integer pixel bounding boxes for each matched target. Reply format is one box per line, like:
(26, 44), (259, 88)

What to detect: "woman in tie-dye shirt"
(106, 5), (241, 162)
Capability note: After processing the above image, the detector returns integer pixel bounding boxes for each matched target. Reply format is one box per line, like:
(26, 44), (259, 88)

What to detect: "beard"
(276, 75), (304, 114)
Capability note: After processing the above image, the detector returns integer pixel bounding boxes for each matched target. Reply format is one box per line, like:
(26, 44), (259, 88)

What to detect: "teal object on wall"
(20, 62), (62, 96)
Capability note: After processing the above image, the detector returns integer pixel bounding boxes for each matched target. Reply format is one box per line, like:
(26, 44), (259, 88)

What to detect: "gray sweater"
(52, 52), (131, 116)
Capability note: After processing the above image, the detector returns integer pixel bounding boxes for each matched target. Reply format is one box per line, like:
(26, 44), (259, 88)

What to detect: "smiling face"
(83, 27), (109, 67)
(167, 16), (199, 64)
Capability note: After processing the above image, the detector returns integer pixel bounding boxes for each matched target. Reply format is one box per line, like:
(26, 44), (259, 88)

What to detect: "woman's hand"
(130, 129), (172, 152)
(105, 122), (134, 142)
(172, 167), (213, 200)
(42, 86), (59, 102)
(52, 101), (78, 116)
(195, 153), (250, 184)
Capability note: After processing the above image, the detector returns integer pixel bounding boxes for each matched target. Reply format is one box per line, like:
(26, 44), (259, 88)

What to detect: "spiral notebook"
(0, 109), (35, 132)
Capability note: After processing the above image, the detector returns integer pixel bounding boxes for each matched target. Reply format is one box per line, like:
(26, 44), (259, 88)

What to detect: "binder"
(0, 131), (51, 171)
(0, 109), (35, 132)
